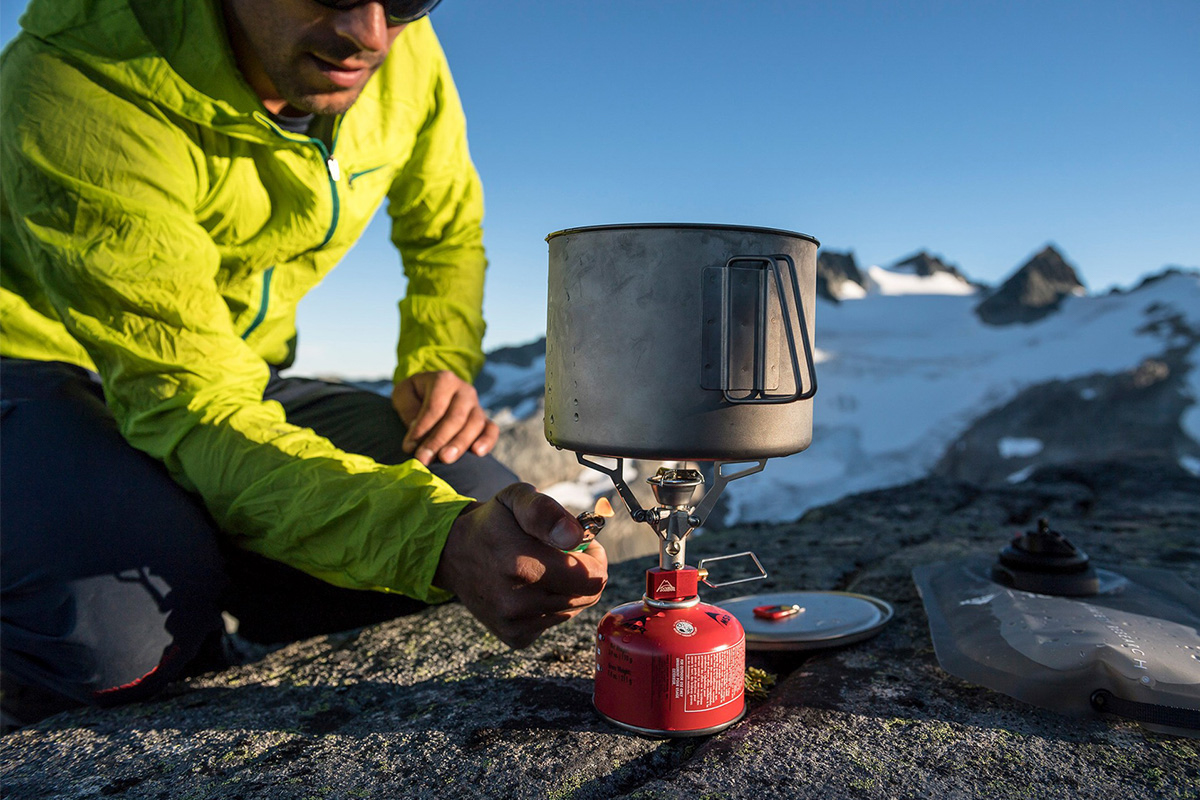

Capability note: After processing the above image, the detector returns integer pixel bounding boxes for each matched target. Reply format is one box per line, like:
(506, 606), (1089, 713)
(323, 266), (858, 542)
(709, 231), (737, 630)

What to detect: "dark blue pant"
(0, 358), (516, 709)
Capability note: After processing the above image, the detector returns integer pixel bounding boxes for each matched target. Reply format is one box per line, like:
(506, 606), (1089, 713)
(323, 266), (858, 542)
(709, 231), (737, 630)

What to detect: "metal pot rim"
(545, 222), (820, 247)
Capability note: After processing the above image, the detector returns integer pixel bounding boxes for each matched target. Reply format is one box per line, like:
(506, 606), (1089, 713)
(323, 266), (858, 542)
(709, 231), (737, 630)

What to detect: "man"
(0, 0), (607, 725)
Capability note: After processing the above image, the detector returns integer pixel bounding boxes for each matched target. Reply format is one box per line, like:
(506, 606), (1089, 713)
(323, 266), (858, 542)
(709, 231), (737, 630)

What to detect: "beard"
(266, 49), (384, 117)
(271, 73), (365, 116)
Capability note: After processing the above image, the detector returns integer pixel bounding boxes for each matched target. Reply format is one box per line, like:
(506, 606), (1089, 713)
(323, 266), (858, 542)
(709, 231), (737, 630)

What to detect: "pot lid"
(717, 591), (894, 651)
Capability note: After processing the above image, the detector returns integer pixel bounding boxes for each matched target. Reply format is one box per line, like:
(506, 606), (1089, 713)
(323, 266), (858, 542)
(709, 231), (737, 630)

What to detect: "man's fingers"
(496, 484), (584, 551)
(514, 545), (608, 598)
(434, 405), (489, 464)
(494, 608), (583, 650)
(392, 380), (422, 427)
(470, 419), (500, 457)
(412, 391), (478, 464)
(579, 540), (609, 578)
(499, 487), (608, 597)
(440, 485), (612, 651)
(438, 408), (498, 463)
(395, 372), (498, 463)
(490, 592), (604, 649)
(403, 375), (460, 453)
(498, 578), (604, 618)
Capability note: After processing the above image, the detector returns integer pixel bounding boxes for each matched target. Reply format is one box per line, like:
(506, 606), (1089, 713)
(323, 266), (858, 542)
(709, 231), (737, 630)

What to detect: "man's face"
(222, 0), (408, 116)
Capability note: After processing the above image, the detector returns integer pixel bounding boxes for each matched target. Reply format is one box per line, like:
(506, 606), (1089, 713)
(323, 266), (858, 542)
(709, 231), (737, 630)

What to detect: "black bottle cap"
(991, 518), (1100, 596)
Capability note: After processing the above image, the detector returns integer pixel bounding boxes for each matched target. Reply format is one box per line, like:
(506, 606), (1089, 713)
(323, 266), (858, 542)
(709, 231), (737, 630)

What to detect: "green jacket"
(0, 0), (490, 601)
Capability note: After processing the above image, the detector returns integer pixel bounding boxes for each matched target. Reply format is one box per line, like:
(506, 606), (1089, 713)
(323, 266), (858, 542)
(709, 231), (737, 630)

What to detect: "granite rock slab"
(2, 459), (1197, 799)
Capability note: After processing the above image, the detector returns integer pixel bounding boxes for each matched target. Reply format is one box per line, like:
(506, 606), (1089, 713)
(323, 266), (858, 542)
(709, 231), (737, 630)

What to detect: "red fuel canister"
(594, 595), (746, 736)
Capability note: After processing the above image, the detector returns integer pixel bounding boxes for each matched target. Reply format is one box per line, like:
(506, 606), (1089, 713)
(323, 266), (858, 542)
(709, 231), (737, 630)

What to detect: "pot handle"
(719, 254), (818, 404)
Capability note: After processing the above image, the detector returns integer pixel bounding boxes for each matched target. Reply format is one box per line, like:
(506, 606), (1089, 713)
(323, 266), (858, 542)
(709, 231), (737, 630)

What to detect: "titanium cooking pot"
(544, 223), (819, 460)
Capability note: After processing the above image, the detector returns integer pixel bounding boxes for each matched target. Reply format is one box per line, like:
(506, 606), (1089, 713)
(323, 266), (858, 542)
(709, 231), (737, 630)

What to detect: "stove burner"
(647, 467), (703, 507)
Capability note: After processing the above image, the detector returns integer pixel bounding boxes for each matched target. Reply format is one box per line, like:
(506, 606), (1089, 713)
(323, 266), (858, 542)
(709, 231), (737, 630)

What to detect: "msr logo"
(656, 579), (676, 594)
(674, 620), (697, 637)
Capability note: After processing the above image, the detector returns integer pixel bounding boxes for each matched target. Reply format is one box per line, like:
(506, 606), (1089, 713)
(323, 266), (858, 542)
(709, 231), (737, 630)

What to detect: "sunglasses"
(311, 0), (443, 25)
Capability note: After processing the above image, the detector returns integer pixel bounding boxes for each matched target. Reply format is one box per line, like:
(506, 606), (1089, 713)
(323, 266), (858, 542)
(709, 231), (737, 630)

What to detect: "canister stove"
(580, 458), (769, 736)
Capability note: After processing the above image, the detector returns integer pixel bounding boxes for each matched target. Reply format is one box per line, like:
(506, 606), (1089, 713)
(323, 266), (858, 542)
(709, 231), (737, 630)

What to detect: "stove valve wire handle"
(697, 551), (768, 589)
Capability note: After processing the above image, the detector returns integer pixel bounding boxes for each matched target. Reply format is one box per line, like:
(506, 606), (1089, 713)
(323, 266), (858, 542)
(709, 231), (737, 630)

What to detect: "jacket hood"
(18, 0), (279, 141)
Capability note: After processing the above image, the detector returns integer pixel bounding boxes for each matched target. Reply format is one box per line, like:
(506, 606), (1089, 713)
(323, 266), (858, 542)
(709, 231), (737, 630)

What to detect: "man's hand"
(392, 371), (500, 465)
(434, 483), (608, 649)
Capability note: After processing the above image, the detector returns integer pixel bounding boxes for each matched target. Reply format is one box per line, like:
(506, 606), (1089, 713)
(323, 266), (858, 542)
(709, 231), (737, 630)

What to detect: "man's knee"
(426, 451), (518, 502)
(2, 556), (227, 707)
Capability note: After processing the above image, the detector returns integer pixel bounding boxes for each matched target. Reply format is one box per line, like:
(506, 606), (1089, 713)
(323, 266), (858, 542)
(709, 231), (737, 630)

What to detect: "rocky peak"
(816, 250), (866, 302)
(891, 250), (968, 281)
(976, 245), (1086, 326)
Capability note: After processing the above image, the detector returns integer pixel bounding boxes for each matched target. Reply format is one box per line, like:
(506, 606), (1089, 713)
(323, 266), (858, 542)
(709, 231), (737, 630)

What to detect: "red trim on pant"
(92, 644), (182, 698)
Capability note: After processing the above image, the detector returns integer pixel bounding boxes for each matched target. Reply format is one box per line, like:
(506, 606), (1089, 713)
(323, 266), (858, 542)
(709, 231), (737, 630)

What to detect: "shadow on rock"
(89, 675), (610, 740)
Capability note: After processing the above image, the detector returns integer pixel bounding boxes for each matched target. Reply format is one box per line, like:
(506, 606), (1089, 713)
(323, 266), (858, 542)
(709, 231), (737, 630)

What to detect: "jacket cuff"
(402, 493), (471, 604)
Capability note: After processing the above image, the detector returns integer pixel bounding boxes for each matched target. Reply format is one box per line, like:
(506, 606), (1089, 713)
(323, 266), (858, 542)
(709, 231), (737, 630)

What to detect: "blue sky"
(4, 1), (1198, 377)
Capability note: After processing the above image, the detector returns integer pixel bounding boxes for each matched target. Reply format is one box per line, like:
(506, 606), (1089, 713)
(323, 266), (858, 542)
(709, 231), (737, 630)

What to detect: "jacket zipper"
(241, 266), (274, 339)
(248, 115), (343, 338)
(310, 137), (341, 249)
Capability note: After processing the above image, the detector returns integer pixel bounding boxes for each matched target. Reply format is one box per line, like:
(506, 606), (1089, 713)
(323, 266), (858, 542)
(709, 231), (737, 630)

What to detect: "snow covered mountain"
(469, 254), (1200, 528)
(817, 249), (978, 301)
(725, 267), (1198, 524)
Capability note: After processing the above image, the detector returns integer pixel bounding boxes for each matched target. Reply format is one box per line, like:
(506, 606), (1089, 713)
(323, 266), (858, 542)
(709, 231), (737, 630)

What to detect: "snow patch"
(1006, 465), (1037, 484)
(540, 481), (600, 511)
(836, 281), (867, 300)
(999, 437), (1044, 458)
(864, 265), (977, 297)
(490, 407), (519, 428)
(1181, 456), (1200, 477)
